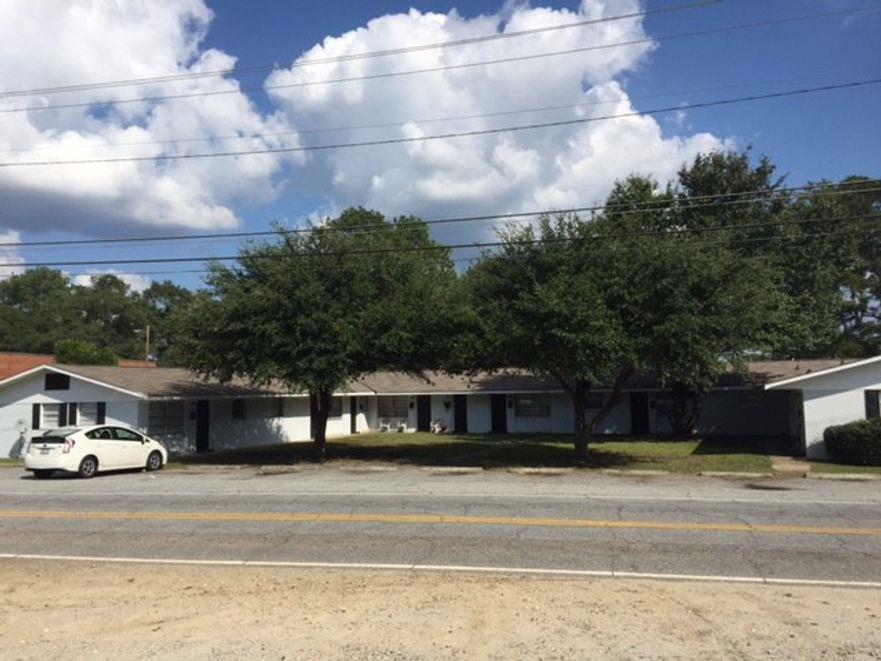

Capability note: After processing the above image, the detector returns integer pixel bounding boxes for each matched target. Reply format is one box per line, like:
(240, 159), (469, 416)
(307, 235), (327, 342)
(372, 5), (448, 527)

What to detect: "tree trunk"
(571, 380), (590, 464)
(587, 367), (633, 433)
(310, 390), (332, 462)
(551, 369), (633, 464)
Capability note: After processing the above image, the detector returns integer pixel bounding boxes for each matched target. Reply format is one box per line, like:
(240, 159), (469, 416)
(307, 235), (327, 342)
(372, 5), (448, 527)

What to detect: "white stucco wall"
(203, 396), (355, 451)
(772, 360), (881, 459)
(801, 390), (866, 459)
(0, 370), (142, 458)
(500, 393), (631, 435)
(360, 396), (378, 432)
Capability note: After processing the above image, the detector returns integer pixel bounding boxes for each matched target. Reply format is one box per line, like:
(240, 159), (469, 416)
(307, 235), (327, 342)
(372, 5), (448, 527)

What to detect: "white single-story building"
(0, 358), (878, 459)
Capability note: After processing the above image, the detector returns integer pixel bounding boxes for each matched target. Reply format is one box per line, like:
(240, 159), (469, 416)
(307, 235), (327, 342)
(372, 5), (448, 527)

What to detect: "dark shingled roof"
(34, 358), (861, 398)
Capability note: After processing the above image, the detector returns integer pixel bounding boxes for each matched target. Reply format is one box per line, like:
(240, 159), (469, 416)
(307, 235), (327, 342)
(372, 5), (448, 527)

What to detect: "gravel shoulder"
(1, 560), (879, 660)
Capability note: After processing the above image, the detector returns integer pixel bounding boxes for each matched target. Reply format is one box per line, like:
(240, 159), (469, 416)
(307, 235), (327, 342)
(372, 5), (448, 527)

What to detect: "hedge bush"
(823, 418), (881, 466)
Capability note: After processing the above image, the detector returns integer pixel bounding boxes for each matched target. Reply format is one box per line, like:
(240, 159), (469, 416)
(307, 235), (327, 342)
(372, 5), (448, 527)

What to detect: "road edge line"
(2, 553), (880, 589)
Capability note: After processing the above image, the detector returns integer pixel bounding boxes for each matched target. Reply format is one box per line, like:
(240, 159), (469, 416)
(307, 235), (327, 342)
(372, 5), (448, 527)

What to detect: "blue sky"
(1, 0), (879, 290)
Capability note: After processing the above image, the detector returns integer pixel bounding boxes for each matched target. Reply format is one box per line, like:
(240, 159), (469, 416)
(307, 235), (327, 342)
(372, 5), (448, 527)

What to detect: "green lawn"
(175, 433), (774, 474)
(809, 461), (881, 475)
(0, 458), (21, 467)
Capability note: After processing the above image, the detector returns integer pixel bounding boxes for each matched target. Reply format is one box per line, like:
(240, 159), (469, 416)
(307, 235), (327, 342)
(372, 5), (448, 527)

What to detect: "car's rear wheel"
(78, 456), (98, 479)
(32, 470), (54, 479)
(145, 451), (163, 472)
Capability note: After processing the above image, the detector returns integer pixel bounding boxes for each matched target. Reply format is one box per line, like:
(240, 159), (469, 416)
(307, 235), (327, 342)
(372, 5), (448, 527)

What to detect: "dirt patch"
(1, 560), (879, 660)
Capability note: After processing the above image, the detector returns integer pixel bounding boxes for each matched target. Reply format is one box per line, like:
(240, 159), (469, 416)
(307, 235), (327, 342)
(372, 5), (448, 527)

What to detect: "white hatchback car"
(24, 425), (168, 479)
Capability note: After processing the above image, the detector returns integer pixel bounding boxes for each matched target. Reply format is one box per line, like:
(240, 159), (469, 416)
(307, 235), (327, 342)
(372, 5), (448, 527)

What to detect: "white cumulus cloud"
(267, 0), (728, 240)
(0, 0), (299, 237)
(71, 270), (153, 294)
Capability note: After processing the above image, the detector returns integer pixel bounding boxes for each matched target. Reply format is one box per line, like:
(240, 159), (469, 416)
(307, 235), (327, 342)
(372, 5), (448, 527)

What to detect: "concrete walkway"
(770, 455), (811, 476)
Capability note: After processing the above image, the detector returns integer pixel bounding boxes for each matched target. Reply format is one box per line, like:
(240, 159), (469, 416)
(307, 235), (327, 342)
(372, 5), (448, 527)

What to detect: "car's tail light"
(62, 439), (76, 454)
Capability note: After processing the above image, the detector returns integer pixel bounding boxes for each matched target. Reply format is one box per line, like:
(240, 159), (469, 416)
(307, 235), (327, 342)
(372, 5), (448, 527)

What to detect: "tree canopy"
(464, 173), (779, 457)
(0, 269), (193, 363)
(54, 339), (118, 366)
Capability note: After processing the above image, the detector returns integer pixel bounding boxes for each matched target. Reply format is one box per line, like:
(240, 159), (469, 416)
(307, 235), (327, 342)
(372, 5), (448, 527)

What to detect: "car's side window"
(85, 428), (112, 440)
(112, 427), (142, 442)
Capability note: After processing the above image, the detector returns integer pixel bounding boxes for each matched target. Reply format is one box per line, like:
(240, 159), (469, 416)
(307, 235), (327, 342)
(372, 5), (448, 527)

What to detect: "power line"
(0, 0), (719, 100)
(3, 77), (879, 167)
(4, 68), (866, 156)
(5, 212), (879, 269)
(48, 222), (881, 282)
(58, 226), (878, 281)
(4, 7), (872, 115)
(4, 180), (879, 250)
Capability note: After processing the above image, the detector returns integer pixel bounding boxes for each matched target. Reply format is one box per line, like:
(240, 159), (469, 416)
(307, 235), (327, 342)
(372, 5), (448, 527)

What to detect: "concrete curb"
(807, 473), (881, 481)
(338, 465), (400, 473)
(166, 464), (246, 472)
(508, 467), (574, 476)
(599, 469), (668, 476)
(420, 466), (484, 475)
(255, 464), (329, 475)
(698, 471), (775, 479)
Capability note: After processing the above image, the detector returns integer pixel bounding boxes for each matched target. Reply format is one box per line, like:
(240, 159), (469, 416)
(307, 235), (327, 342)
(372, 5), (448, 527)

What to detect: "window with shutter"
(513, 395), (552, 418)
(79, 403), (98, 426)
(41, 404), (62, 428)
(147, 401), (185, 435)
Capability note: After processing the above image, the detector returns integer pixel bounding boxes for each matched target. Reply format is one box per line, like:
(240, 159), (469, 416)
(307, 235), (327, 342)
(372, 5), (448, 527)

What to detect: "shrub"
(823, 418), (881, 466)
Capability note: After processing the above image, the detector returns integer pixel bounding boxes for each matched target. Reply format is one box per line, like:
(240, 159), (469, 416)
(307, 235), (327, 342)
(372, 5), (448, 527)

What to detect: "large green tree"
(600, 175), (780, 435)
(466, 170), (783, 457)
(177, 208), (462, 458)
(465, 215), (635, 461)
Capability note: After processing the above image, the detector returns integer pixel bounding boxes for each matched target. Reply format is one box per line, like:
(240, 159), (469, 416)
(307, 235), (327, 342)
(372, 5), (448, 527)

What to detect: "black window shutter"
(96, 402), (106, 425)
(68, 403), (78, 426)
(31, 403), (40, 430)
(866, 390), (880, 419)
(58, 404), (67, 427)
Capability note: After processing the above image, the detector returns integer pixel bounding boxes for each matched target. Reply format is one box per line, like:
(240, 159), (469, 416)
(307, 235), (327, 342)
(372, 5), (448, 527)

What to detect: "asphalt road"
(1, 466), (880, 584)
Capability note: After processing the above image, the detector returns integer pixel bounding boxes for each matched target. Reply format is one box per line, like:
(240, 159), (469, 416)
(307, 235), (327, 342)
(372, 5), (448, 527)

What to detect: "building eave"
(764, 355), (881, 390)
(0, 364), (148, 399)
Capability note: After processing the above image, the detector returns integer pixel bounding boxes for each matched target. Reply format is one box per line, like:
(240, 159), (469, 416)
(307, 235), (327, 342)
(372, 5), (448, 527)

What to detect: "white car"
(24, 425), (167, 479)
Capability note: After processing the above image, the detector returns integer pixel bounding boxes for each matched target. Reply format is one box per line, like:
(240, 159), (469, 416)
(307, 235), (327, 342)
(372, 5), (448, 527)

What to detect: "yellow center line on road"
(0, 509), (879, 537)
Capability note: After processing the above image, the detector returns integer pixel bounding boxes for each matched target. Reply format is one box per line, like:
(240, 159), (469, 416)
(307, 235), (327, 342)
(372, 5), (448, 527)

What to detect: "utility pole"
(145, 324), (151, 362)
